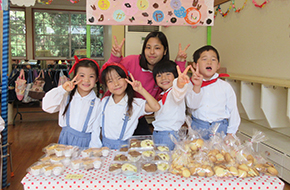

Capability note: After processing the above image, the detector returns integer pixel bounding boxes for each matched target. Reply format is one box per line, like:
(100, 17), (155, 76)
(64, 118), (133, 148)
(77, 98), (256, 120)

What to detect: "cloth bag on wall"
(8, 69), (20, 103)
(15, 69), (27, 101)
(23, 69), (38, 103)
(28, 70), (46, 99)
(58, 70), (70, 86)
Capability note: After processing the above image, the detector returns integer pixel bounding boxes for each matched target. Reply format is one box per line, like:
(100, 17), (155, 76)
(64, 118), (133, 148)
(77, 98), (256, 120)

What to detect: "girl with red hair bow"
(42, 56), (102, 148)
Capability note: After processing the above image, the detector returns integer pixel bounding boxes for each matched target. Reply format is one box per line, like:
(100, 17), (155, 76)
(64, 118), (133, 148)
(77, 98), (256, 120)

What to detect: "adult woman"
(106, 31), (190, 135)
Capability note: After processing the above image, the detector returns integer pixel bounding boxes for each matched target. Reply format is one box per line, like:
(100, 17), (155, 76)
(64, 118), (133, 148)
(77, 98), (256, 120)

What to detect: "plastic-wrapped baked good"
(121, 163), (138, 175)
(128, 150), (141, 162)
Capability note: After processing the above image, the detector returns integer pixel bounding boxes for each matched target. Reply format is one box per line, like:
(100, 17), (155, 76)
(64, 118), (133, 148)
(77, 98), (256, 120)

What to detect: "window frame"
(10, 8), (27, 60)
(32, 9), (104, 60)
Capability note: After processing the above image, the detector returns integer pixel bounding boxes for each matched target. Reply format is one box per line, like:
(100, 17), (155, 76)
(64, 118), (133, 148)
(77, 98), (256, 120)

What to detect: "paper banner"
(11, 0), (36, 7)
(86, 0), (214, 26)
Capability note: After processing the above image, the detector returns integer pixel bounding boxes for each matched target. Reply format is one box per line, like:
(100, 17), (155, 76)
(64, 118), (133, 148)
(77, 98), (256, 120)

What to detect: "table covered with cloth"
(21, 150), (285, 190)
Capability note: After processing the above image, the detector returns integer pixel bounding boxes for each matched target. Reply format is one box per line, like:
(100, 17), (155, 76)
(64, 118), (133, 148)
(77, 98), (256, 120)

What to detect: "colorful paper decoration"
(69, 0), (80, 3)
(37, 0), (53, 5)
(252, 0), (269, 8)
(216, 4), (231, 17)
(86, 0), (214, 26)
(232, 0), (248, 13)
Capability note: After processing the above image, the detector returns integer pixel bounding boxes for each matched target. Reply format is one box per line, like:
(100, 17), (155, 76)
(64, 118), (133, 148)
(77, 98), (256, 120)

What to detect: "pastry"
(128, 150), (141, 162)
(120, 146), (129, 152)
(182, 168), (191, 178)
(43, 165), (54, 176)
(114, 154), (128, 161)
(130, 139), (141, 148)
(109, 163), (122, 172)
(71, 159), (83, 170)
(142, 150), (155, 160)
(156, 145), (169, 152)
(30, 164), (44, 176)
(82, 157), (95, 170)
(157, 162), (169, 171)
(142, 163), (157, 172)
(50, 155), (65, 163)
(155, 153), (170, 161)
(81, 148), (101, 157)
(141, 139), (154, 148)
(52, 165), (63, 176)
(55, 147), (66, 157)
(121, 163), (137, 173)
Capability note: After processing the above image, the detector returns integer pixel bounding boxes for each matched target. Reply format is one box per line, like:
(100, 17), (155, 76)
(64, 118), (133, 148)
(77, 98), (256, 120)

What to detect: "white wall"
(162, 26), (208, 63)
(212, 0), (290, 80)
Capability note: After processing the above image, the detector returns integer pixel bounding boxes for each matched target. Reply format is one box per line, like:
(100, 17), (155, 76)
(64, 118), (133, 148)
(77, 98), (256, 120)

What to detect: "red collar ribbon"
(157, 88), (172, 105)
(191, 73), (230, 87)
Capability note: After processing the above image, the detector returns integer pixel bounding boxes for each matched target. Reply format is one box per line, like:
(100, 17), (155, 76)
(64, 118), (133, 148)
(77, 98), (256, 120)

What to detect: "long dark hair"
(139, 31), (170, 70)
(101, 65), (134, 117)
(62, 59), (100, 116)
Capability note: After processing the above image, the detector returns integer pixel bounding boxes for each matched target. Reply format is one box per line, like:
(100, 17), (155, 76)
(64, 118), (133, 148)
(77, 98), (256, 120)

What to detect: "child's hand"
(177, 65), (190, 88)
(175, 43), (190, 62)
(190, 63), (203, 87)
(125, 73), (143, 93)
(62, 75), (82, 92)
(111, 36), (125, 58)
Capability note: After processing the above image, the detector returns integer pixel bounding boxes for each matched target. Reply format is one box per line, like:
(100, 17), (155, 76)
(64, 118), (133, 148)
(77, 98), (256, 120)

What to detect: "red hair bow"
(100, 62), (129, 77)
(68, 55), (100, 75)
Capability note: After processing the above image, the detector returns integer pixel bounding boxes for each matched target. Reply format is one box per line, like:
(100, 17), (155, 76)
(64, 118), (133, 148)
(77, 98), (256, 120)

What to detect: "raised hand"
(190, 63), (203, 93)
(111, 36), (125, 58)
(176, 65), (190, 88)
(176, 43), (190, 62)
(125, 73), (143, 93)
(62, 75), (82, 92)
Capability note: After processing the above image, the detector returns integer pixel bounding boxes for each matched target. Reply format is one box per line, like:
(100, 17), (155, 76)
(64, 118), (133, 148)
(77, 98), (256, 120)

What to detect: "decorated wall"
(211, 0), (290, 80)
(86, 0), (214, 26)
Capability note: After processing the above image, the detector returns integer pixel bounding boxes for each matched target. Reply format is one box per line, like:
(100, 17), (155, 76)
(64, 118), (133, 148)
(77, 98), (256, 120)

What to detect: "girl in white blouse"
(89, 63), (160, 149)
(42, 56), (102, 148)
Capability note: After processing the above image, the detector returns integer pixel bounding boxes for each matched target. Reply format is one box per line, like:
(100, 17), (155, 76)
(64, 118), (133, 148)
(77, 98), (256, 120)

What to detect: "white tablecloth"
(21, 150), (285, 190)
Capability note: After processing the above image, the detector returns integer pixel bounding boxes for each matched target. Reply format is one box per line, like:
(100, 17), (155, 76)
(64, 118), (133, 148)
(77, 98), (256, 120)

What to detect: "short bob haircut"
(139, 31), (170, 70)
(153, 60), (178, 84)
(193, 45), (220, 63)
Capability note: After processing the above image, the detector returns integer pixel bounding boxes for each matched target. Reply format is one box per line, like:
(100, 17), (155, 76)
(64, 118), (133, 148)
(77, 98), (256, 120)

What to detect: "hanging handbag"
(22, 69), (38, 103)
(8, 69), (20, 103)
(28, 70), (46, 99)
(15, 69), (27, 101)
(58, 69), (70, 86)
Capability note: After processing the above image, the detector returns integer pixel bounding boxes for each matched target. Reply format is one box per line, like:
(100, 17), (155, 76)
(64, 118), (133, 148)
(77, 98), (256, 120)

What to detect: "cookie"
(121, 163), (137, 172)
(157, 162), (169, 171)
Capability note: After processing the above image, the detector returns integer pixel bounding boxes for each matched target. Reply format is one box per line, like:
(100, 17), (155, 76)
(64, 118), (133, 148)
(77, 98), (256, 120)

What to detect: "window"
(34, 10), (103, 59)
(10, 9), (26, 58)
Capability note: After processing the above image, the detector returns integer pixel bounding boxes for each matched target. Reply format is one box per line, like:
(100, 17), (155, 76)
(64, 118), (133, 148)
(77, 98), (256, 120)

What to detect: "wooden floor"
(2, 106), (290, 190)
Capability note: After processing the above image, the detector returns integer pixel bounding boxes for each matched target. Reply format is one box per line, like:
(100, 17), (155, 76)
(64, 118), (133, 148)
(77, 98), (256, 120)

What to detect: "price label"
(65, 174), (84, 179)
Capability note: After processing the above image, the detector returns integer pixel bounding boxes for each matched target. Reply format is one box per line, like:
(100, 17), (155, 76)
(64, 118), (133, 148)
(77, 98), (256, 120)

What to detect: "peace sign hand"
(62, 74), (82, 92)
(111, 36), (125, 58)
(176, 43), (190, 62)
(125, 73), (144, 93)
(190, 63), (203, 87)
(176, 65), (190, 88)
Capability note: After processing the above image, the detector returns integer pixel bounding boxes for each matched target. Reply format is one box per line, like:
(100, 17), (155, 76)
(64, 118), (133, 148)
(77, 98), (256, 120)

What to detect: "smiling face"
(144, 37), (167, 70)
(195, 50), (220, 80)
(76, 67), (98, 97)
(105, 69), (128, 101)
(155, 72), (175, 91)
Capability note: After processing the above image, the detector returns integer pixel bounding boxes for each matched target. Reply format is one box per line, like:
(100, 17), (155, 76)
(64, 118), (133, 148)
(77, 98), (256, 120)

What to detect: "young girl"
(42, 56), (102, 148)
(107, 32), (190, 135)
(89, 63), (160, 149)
